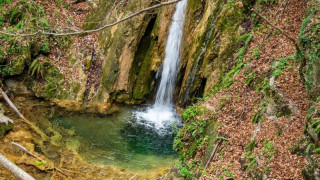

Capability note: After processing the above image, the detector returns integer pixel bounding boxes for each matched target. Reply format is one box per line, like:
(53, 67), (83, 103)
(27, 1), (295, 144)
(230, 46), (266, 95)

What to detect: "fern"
(309, 119), (320, 135)
(311, 119), (320, 127)
(29, 59), (51, 78)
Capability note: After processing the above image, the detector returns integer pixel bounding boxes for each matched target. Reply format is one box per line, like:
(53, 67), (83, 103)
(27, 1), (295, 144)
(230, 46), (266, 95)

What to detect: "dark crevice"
(127, 14), (157, 102)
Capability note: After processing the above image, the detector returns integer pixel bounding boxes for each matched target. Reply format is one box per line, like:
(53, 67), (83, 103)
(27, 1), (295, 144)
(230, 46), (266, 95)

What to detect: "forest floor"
(199, 0), (310, 179)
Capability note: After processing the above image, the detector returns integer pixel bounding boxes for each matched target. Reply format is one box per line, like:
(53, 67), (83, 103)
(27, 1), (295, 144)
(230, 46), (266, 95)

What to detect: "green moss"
(57, 36), (72, 49)
(30, 40), (41, 57)
(40, 41), (50, 55)
(84, 57), (91, 70)
(0, 15), (5, 27)
(0, 121), (13, 138)
(174, 113), (218, 179)
(72, 83), (81, 94)
(83, 0), (117, 30)
(217, 2), (244, 32)
(130, 17), (157, 101)
(9, 7), (23, 25)
(297, 5), (320, 99)
(31, 62), (64, 100)
(0, 47), (5, 63)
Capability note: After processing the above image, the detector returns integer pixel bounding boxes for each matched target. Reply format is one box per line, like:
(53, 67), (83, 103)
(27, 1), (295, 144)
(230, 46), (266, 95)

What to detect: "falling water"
(134, 0), (187, 134)
(155, 0), (187, 106)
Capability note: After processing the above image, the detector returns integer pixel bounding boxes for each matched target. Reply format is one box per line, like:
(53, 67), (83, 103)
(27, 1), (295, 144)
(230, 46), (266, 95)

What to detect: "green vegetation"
(262, 139), (277, 162)
(29, 59), (52, 78)
(174, 105), (214, 178)
(182, 105), (207, 122)
(297, 4), (320, 98)
(258, 0), (275, 5)
(40, 41), (50, 55)
(272, 58), (289, 78)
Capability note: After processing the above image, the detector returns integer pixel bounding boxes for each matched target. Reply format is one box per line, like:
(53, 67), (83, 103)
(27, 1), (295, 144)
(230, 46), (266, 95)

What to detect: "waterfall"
(134, 0), (187, 134)
(155, 0), (187, 106)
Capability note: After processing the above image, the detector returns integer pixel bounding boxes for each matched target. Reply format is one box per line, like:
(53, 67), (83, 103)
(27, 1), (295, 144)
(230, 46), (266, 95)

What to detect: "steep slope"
(173, 0), (317, 179)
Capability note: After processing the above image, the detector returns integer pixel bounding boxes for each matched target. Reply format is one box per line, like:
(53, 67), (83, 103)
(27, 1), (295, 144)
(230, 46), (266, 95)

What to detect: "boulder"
(5, 79), (34, 97)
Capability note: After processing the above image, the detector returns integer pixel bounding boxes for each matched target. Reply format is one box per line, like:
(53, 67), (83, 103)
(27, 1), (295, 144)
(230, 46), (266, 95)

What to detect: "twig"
(262, 0), (289, 42)
(236, 86), (247, 126)
(0, 88), (47, 139)
(159, 166), (173, 180)
(0, 0), (182, 37)
(49, 172), (57, 180)
(10, 142), (68, 177)
(0, 153), (36, 180)
(200, 139), (223, 178)
(252, 8), (307, 83)
(11, 142), (43, 161)
(251, 9), (301, 53)
(129, 173), (138, 180)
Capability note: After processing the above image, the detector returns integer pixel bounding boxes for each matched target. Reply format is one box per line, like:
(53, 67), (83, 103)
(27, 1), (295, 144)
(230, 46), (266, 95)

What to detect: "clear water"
(134, 0), (187, 133)
(51, 106), (179, 172)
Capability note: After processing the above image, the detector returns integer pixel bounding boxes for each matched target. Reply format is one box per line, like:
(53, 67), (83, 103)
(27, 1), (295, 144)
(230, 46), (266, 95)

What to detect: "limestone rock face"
(83, 0), (175, 105)
(6, 0), (253, 112)
(177, 0), (245, 106)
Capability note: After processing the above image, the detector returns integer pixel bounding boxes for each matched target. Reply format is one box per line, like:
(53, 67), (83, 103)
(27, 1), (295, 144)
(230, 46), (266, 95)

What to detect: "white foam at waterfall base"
(133, 0), (187, 135)
(134, 105), (180, 135)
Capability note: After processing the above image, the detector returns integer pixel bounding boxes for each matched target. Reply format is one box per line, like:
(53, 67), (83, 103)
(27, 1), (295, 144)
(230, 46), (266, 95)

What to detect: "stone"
(0, 114), (13, 138)
(5, 79), (34, 96)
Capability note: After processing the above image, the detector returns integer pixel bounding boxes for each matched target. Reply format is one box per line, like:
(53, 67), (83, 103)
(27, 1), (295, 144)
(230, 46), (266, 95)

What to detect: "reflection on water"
(51, 106), (180, 172)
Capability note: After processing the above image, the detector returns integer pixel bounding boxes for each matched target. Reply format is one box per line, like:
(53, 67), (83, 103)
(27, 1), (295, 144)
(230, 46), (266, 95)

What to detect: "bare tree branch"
(251, 8), (307, 83)
(0, 153), (36, 180)
(262, 0), (289, 42)
(0, 88), (47, 139)
(251, 9), (301, 52)
(200, 139), (223, 178)
(0, 0), (182, 37)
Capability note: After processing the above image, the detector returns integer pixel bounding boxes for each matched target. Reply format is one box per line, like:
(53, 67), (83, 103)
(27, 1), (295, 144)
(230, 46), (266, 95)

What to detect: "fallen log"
(0, 153), (36, 180)
(0, 88), (47, 139)
(200, 139), (223, 178)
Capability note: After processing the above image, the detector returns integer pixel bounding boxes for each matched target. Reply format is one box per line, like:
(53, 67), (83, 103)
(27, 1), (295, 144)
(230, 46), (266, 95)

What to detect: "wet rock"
(5, 79), (34, 97)
(0, 114), (13, 138)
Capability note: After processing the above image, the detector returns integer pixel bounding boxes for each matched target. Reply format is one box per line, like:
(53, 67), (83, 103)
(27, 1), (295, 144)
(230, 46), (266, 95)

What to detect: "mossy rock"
(31, 63), (64, 100)
(9, 56), (27, 75)
(30, 40), (41, 58)
(0, 115), (13, 138)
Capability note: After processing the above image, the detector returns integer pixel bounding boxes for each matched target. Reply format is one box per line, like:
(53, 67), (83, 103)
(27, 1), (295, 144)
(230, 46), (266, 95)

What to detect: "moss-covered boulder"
(55, 50), (87, 102)
(31, 61), (64, 100)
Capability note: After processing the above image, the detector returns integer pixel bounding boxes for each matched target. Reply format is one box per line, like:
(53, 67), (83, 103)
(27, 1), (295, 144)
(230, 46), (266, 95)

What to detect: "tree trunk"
(0, 153), (35, 180)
